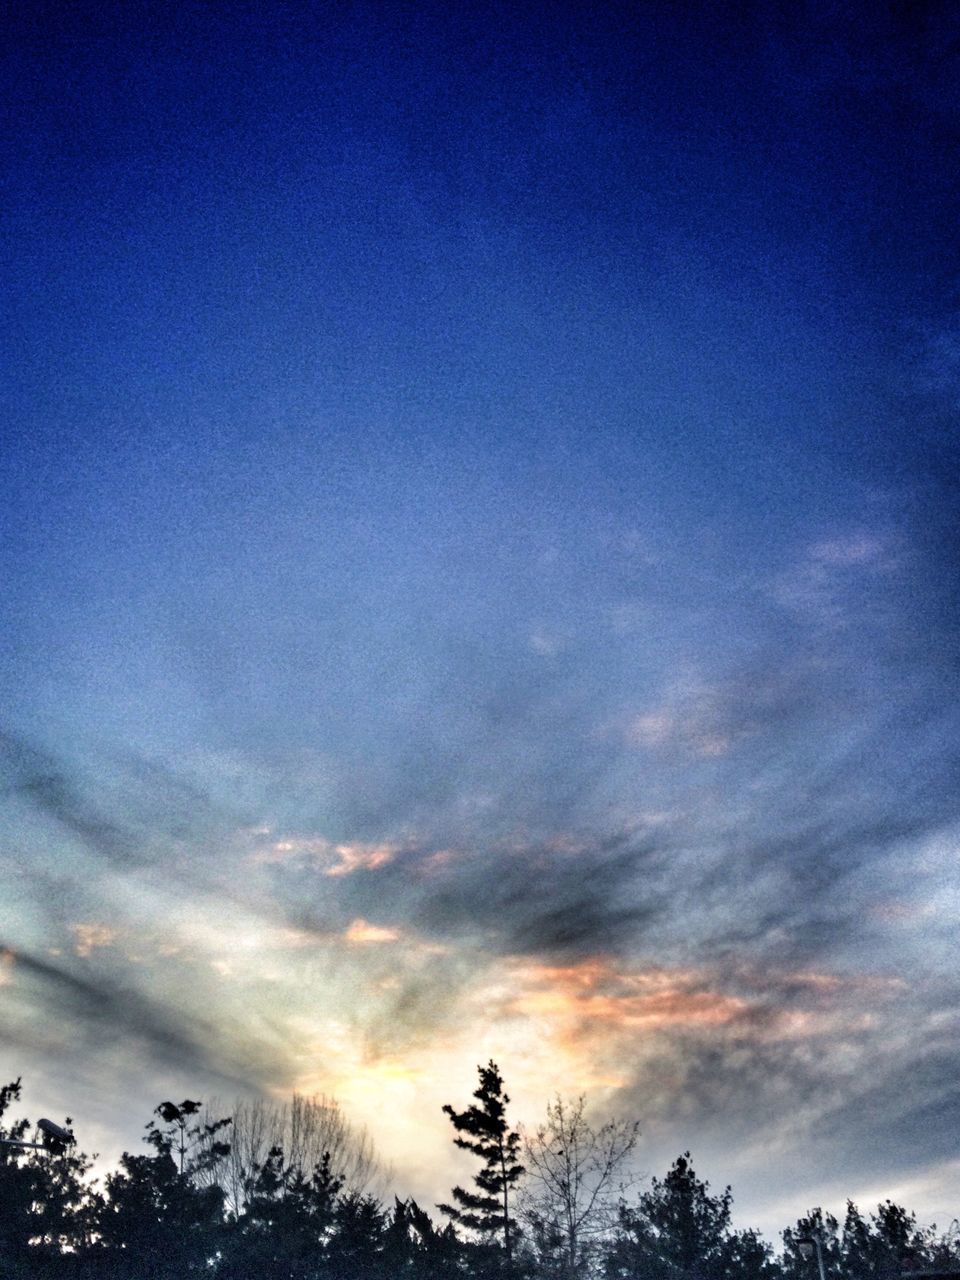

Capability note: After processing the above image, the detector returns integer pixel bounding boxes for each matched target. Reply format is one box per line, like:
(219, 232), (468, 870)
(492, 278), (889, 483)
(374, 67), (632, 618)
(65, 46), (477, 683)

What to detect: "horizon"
(6, 1067), (959, 1250)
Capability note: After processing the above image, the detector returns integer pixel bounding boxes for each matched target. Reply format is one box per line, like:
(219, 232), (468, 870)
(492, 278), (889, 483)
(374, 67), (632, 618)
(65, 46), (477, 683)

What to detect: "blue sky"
(2, 0), (959, 1240)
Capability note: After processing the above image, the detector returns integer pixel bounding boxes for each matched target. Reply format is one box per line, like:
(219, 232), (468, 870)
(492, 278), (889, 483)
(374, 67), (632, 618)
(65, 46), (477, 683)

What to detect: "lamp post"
(798, 1234), (827, 1280)
(0, 1119), (75, 1155)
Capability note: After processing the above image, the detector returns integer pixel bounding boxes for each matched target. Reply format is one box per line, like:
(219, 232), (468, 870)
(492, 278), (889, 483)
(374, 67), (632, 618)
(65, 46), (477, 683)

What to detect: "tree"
(329, 1190), (389, 1278)
(152, 1099), (231, 1181)
(521, 1095), (639, 1278)
(0, 1076), (97, 1277)
(606, 1153), (733, 1280)
(199, 1092), (384, 1219)
(217, 1144), (344, 1280)
(439, 1061), (525, 1265)
(407, 1198), (470, 1280)
(719, 1226), (781, 1280)
(839, 1200), (939, 1280)
(96, 1099), (231, 1278)
(783, 1209), (842, 1280)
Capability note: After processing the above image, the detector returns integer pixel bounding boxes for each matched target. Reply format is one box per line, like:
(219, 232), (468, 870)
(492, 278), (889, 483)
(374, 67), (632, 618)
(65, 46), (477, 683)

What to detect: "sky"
(2, 0), (959, 1243)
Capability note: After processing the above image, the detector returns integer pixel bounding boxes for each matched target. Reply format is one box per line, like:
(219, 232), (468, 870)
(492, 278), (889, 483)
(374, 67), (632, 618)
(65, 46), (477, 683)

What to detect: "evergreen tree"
(605, 1153), (733, 1280)
(719, 1226), (782, 1280)
(439, 1061), (525, 1264)
(840, 1200), (933, 1280)
(408, 1198), (470, 1280)
(329, 1190), (388, 1278)
(217, 1144), (344, 1280)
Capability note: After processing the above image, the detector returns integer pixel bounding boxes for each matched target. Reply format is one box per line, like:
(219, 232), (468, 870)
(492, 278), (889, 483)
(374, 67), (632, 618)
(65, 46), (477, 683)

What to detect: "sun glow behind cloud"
(60, 857), (913, 1218)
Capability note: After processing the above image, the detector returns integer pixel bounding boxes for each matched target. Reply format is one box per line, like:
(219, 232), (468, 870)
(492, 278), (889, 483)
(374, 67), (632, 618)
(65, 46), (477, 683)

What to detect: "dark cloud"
(824, 1041), (960, 1174)
(0, 728), (265, 916)
(1, 944), (261, 1093)
(606, 971), (943, 1208)
(0, 730), (138, 866)
(409, 838), (664, 960)
(272, 829), (668, 964)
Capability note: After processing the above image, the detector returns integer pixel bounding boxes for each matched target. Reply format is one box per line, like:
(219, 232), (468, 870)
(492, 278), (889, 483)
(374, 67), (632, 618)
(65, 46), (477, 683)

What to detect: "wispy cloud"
(772, 530), (900, 626)
(0, 944), (260, 1090)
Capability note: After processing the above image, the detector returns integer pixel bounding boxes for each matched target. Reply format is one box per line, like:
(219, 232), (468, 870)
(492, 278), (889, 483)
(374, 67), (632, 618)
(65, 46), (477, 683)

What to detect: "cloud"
(0, 944), (261, 1091)
(771, 530), (900, 626)
(293, 831), (669, 963)
(257, 836), (401, 877)
(1, 510), (958, 1225)
(0, 728), (242, 904)
(602, 963), (920, 1174)
(0, 730), (139, 867)
(500, 959), (749, 1031)
(529, 628), (564, 657)
(344, 919), (401, 944)
(71, 922), (119, 957)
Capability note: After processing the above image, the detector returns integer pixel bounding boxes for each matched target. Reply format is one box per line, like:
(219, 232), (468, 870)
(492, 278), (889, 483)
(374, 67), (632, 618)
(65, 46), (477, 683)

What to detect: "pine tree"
(439, 1061), (525, 1263)
(606, 1153), (734, 1280)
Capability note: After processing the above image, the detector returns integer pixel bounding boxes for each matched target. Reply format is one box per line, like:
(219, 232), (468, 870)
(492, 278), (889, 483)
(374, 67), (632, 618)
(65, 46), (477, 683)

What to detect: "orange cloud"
(326, 843), (398, 877)
(780, 969), (907, 996)
(252, 836), (399, 876)
(71, 923), (118, 957)
(493, 958), (904, 1053)
(500, 958), (746, 1033)
(344, 919), (401, 945)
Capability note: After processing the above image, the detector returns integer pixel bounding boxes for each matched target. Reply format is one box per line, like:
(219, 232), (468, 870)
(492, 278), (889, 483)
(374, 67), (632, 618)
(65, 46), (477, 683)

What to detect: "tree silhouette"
(406, 1197), (468, 1280)
(606, 1153), (733, 1280)
(96, 1098), (231, 1278)
(217, 1144), (344, 1280)
(782, 1208), (842, 1280)
(199, 1092), (384, 1218)
(0, 1077), (98, 1277)
(521, 1094), (639, 1278)
(439, 1061), (525, 1265)
(4, 1070), (960, 1280)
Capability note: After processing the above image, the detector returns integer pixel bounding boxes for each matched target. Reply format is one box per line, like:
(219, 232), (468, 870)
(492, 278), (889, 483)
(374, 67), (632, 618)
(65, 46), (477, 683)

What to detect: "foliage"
(439, 1060), (526, 1264)
(0, 1076), (98, 1278)
(216, 1143), (344, 1279)
(199, 1092), (385, 1219)
(150, 1098), (232, 1179)
(95, 1099), (232, 1278)
(605, 1152), (733, 1280)
(782, 1201), (956, 1280)
(782, 1208), (842, 1280)
(2, 1071), (960, 1280)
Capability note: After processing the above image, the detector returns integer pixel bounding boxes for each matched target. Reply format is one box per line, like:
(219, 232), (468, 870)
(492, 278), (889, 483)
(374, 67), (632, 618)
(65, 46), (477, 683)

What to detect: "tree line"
(0, 1063), (957, 1280)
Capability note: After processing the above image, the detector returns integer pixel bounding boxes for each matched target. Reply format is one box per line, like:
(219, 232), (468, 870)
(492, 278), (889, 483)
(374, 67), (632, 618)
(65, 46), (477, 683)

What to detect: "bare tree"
(521, 1095), (640, 1278)
(198, 1093), (388, 1217)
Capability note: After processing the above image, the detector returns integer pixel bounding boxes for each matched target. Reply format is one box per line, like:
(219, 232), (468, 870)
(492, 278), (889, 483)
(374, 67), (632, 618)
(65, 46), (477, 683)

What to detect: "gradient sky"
(2, 0), (959, 1242)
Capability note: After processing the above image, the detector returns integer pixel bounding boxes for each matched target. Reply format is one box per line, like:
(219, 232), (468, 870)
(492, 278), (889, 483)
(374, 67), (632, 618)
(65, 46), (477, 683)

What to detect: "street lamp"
(798, 1234), (827, 1280)
(0, 1119), (75, 1155)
